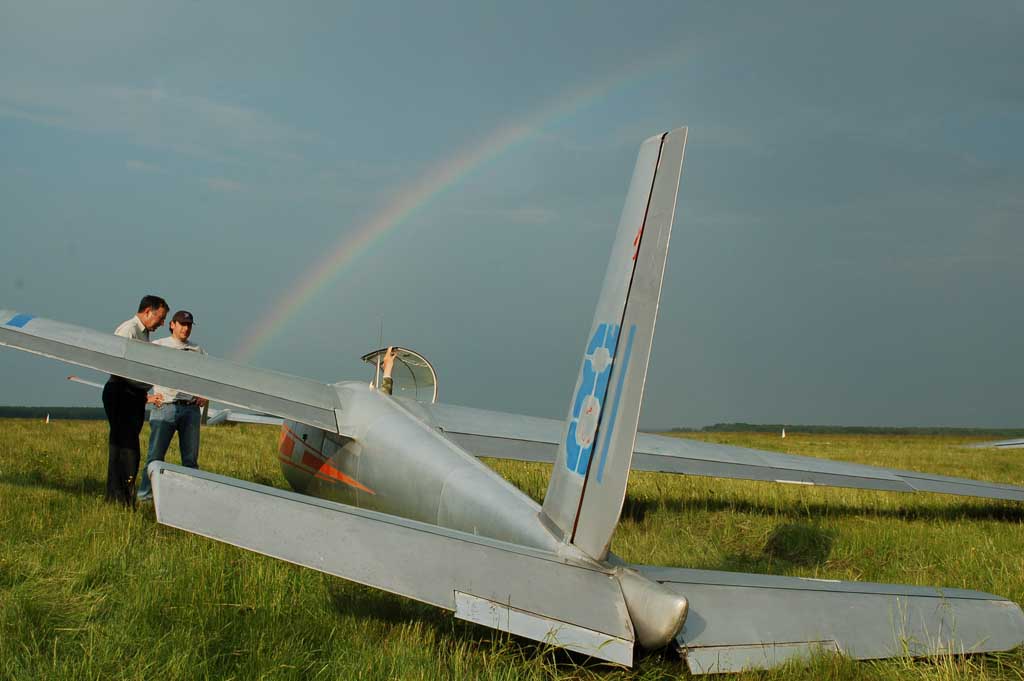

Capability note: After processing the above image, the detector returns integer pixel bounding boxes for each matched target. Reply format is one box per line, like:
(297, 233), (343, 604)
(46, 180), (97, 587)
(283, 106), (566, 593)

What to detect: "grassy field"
(1, 419), (1022, 680)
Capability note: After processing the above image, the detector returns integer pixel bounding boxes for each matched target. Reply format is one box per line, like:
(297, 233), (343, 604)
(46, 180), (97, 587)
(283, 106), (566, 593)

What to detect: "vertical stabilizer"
(541, 128), (687, 559)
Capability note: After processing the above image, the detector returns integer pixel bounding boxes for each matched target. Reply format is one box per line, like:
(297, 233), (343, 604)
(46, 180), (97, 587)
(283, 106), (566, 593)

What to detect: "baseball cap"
(172, 310), (195, 325)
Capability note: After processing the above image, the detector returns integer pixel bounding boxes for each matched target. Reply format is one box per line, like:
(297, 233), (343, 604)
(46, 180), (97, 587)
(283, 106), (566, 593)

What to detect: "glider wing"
(422, 402), (1024, 502)
(633, 564), (1024, 674)
(0, 311), (340, 433)
(150, 462), (635, 664)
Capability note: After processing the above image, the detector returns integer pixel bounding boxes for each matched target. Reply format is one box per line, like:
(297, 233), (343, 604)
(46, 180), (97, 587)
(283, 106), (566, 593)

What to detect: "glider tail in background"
(541, 127), (687, 560)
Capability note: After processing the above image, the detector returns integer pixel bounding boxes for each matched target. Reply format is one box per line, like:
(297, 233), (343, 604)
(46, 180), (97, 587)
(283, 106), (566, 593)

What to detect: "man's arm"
(381, 346), (397, 396)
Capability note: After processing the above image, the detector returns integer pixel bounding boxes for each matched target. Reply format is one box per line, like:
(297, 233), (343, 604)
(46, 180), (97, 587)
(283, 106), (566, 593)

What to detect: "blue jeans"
(138, 402), (201, 499)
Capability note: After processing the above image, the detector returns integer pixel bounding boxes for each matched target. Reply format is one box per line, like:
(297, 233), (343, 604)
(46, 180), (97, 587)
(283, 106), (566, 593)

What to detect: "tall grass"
(1, 420), (1022, 679)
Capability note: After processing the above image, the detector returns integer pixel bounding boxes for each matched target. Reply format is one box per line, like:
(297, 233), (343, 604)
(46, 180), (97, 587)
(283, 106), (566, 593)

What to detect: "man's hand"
(382, 346), (397, 378)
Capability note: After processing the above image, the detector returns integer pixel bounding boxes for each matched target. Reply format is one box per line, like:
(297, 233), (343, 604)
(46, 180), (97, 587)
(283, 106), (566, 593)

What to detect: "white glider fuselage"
(273, 381), (690, 651)
(278, 382), (572, 556)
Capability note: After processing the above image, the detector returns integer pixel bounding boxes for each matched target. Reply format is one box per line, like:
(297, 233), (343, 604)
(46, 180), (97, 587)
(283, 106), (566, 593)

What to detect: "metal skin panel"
(0, 312), (341, 432)
(278, 383), (578, 554)
(54, 352), (1024, 500)
(541, 132), (666, 545)
(632, 565), (1024, 674)
(571, 127), (687, 560)
(423, 402), (1024, 501)
(207, 409), (283, 426)
(685, 642), (840, 676)
(444, 431), (558, 464)
(636, 566), (1010, 598)
(62, 364), (1021, 502)
(65, 375), (283, 426)
(454, 592), (633, 665)
(150, 464), (635, 661)
(425, 400), (565, 445)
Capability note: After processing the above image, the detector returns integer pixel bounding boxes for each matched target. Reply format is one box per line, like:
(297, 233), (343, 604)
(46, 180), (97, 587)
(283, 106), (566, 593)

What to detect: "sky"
(1, 1), (1022, 429)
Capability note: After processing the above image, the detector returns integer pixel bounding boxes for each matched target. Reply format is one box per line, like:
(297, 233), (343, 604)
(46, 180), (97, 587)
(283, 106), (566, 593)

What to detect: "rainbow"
(233, 119), (534, 362)
(233, 57), (677, 362)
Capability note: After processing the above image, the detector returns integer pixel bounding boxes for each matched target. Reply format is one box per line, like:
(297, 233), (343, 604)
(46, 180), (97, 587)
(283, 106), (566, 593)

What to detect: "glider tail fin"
(541, 127), (687, 560)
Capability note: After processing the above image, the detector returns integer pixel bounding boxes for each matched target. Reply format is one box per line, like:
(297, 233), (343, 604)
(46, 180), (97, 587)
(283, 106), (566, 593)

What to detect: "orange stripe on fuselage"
(278, 425), (295, 457)
(277, 425), (374, 495)
(300, 451), (375, 494)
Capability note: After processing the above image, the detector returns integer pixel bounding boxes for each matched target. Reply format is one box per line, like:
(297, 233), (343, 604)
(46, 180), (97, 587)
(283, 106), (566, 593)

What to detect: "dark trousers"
(102, 378), (147, 506)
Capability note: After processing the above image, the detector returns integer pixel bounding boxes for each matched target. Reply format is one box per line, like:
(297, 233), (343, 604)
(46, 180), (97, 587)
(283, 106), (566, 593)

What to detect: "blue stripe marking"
(595, 324), (636, 484)
(4, 313), (34, 328)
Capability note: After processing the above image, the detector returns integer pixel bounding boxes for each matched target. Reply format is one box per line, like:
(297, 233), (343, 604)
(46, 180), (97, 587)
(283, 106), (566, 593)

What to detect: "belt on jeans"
(172, 399), (197, 405)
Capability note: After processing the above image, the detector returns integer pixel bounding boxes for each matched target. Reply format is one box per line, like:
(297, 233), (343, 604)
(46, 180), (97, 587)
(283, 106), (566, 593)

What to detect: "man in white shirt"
(137, 310), (208, 502)
(102, 294), (168, 506)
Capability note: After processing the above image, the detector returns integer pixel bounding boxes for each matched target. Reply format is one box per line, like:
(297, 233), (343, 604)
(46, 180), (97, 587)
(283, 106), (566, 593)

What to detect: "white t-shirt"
(151, 336), (207, 402)
(112, 315), (150, 389)
(114, 315), (149, 341)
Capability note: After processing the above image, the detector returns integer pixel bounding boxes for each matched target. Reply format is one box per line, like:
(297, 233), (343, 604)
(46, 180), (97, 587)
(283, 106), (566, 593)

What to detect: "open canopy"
(361, 347), (438, 404)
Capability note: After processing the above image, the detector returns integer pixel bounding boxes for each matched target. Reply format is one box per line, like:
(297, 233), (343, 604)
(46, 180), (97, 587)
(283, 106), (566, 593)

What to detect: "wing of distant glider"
(631, 564), (1024, 674)
(150, 462), (635, 664)
(969, 438), (1024, 450)
(0, 312), (341, 433)
(419, 401), (1024, 502)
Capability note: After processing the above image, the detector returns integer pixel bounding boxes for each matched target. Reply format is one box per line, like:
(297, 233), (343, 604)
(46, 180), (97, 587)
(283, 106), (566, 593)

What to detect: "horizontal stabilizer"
(421, 402), (1024, 502)
(150, 463), (635, 665)
(0, 311), (341, 432)
(632, 565), (1024, 674)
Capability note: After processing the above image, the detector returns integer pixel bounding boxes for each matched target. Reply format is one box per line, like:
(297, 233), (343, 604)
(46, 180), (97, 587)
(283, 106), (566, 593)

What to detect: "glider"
(3, 128), (1023, 673)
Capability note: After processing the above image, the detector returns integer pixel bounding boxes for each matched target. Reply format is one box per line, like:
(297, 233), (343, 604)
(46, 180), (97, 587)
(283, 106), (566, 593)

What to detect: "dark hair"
(137, 295), (169, 313)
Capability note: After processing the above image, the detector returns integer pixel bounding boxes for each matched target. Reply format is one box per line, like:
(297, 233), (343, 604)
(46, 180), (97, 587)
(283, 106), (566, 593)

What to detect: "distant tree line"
(670, 422), (1024, 437)
(0, 406), (106, 420)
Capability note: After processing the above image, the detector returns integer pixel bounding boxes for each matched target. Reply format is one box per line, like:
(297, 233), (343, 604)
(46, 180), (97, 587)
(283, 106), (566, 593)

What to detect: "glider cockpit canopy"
(361, 347), (438, 404)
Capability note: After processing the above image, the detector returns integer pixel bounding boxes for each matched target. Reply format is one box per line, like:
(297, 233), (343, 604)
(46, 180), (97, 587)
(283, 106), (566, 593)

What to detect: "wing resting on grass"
(632, 564), (1024, 674)
(0, 311), (340, 433)
(420, 402), (1024, 502)
(150, 463), (636, 665)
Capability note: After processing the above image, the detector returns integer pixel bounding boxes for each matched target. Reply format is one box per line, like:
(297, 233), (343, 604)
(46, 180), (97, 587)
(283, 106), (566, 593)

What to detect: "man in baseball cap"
(171, 310), (194, 325)
(137, 310), (208, 502)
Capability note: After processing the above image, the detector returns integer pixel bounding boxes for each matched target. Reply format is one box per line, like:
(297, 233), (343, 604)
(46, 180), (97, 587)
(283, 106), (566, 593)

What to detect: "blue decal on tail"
(565, 323), (620, 475)
(3, 314), (34, 328)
